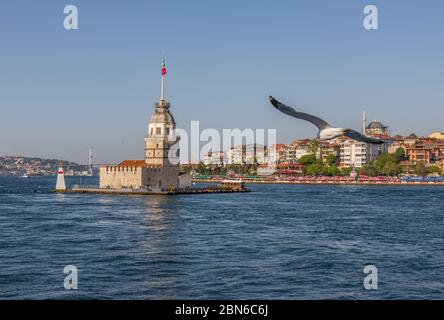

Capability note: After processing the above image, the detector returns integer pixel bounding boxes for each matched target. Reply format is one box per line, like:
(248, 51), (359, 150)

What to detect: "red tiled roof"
(369, 134), (394, 140)
(117, 160), (145, 167)
(274, 144), (287, 150)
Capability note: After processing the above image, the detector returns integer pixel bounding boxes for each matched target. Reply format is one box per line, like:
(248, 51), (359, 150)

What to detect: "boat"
(220, 179), (246, 191)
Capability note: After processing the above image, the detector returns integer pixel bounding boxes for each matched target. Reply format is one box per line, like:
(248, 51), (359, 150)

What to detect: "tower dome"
(149, 100), (176, 125)
(147, 100), (176, 138)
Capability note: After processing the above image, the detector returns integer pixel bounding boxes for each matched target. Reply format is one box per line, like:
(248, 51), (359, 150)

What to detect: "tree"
(415, 162), (428, 176)
(426, 165), (442, 175)
(325, 154), (337, 166)
(408, 133), (418, 138)
(180, 165), (192, 174)
(341, 167), (353, 176)
(382, 161), (402, 176)
(308, 139), (320, 156)
(360, 163), (378, 176)
(324, 166), (341, 176)
(304, 163), (323, 175)
(197, 162), (208, 175)
(298, 154), (317, 165)
(393, 148), (406, 163)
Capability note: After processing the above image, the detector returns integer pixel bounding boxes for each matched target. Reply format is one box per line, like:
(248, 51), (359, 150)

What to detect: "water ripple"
(0, 176), (443, 299)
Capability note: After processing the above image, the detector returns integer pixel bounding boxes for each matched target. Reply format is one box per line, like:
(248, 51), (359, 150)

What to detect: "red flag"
(161, 58), (167, 76)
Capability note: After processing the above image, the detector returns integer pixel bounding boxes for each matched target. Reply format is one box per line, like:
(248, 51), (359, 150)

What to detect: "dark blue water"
(0, 176), (443, 299)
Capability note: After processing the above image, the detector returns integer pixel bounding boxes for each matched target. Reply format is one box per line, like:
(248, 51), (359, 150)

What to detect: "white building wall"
(226, 148), (243, 164)
(340, 140), (370, 168)
(203, 152), (225, 165)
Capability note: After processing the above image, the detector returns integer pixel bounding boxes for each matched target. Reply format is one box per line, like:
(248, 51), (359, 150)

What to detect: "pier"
(57, 184), (250, 196)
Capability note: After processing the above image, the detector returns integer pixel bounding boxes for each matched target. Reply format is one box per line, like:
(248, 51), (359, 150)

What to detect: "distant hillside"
(0, 156), (88, 176)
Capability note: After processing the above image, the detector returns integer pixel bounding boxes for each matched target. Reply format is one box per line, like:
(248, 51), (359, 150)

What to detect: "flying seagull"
(269, 96), (384, 144)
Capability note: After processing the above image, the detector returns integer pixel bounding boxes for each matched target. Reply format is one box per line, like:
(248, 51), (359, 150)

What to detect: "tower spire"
(161, 57), (167, 101)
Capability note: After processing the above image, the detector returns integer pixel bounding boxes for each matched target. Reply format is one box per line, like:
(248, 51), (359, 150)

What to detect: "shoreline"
(192, 179), (444, 186)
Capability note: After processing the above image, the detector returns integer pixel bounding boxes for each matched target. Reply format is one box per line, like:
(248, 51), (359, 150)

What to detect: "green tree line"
(189, 145), (442, 177)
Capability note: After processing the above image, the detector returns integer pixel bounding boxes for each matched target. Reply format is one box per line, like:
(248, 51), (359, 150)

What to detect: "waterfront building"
(336, 112), (396, 168)
(320, 141), (341, 164)
(284, 141), (305, 164)
(284, 139), (314, 164)
(99, 60), (190, 190)
(388, 138), (407, 154)
(202, 151), (226, 165)
(404, 138), (444, 165)
(340, 140), (367, 168)
(225, 144), (266, 165)
(339, 140), (380, 168)
(264, 144), (286, 165)
(406, 143), (432, 164)
(244, 144), (265, 164)
(254, 145), (267, 164)
(388, 136), (444, 172)
(226, 146), (244, 165)
(372, 134), (394, 156)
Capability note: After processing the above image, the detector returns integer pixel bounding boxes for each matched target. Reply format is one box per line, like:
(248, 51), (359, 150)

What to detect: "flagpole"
(160, 57), (166, 102)
(161, 74), (165, 101)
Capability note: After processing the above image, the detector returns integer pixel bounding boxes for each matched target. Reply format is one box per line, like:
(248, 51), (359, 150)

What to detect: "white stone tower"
(144, 58), (179, 167)
(144, 100), (179, 166)
(55, 162), (66, 191)
(143, 58), (180, 190)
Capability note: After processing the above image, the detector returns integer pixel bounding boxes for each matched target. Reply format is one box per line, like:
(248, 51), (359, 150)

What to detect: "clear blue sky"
(1, 0), (443, 163)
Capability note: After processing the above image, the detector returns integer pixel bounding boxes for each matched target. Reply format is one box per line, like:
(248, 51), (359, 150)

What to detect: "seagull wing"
(269, 96), (331, 130)
(343, 129), (385, 144)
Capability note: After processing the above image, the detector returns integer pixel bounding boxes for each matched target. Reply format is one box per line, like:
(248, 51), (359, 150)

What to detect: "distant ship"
(19, 174), (28, 178)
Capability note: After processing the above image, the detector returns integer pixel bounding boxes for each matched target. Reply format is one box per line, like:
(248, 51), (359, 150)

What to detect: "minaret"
(144, 58), (179, 167)
(55, 162), (66, 191)
(88, 146), (93, 176)
(362, 111), (367, 135)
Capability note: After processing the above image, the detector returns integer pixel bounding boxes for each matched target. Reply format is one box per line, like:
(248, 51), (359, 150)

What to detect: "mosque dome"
(367, 121), (386, 130)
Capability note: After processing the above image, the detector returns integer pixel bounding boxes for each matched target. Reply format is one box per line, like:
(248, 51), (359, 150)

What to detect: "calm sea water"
(0, 176), (443, 299)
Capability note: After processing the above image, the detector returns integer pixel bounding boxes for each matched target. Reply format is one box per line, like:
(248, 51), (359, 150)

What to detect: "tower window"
(156, 127), (161, 135)
(150, 128), (153, 135)
(165, 127), (170, 135)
